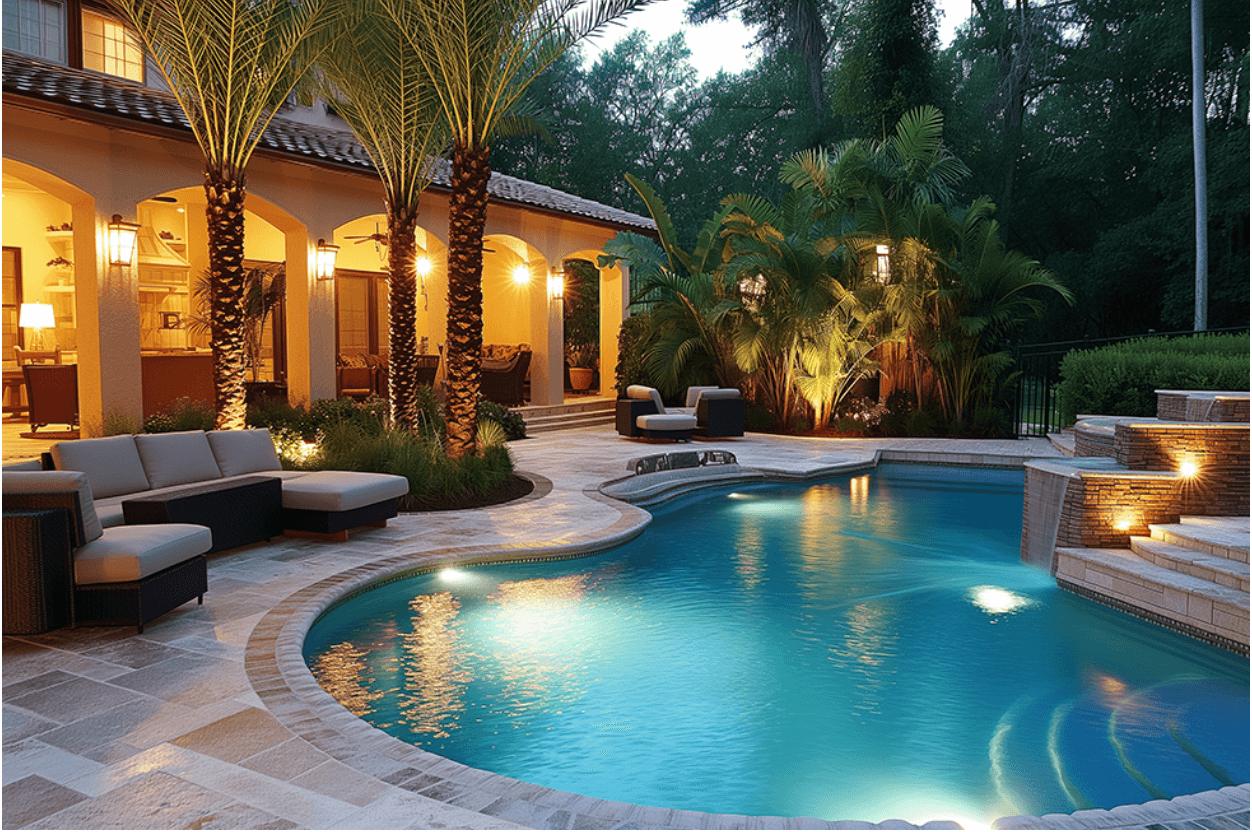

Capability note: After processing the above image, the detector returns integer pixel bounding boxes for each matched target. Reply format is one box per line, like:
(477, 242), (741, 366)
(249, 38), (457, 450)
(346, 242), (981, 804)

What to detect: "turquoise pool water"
(304, 463), (1249, 825)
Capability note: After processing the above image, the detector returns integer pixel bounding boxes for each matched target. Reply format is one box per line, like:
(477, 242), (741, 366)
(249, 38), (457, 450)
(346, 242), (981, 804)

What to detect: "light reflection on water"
(306, 464), (1249, 824)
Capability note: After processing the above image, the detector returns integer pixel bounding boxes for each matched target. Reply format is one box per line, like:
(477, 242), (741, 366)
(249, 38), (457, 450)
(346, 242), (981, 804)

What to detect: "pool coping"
(245, 451), (1251, 831)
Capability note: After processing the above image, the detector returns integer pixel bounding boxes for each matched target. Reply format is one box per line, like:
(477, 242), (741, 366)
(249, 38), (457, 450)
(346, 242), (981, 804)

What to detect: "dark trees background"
(491, 0), (1250, 341)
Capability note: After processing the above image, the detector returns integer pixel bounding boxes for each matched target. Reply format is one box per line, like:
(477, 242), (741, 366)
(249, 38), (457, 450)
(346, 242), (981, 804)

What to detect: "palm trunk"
(444, 141), (491, 459)
(204, 167), (248, 430)
(387, 204), (420, 431)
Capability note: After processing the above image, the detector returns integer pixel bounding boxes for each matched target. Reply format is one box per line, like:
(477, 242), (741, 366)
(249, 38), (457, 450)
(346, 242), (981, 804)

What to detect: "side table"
(123, 476), (283, 554)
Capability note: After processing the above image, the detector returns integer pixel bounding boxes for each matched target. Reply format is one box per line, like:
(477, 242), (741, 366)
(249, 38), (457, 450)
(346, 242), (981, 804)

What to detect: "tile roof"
(2, 51), (656, 233)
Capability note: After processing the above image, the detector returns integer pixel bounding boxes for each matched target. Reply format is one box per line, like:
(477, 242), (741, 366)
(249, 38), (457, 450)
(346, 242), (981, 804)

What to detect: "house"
(2, 2), (655, 431)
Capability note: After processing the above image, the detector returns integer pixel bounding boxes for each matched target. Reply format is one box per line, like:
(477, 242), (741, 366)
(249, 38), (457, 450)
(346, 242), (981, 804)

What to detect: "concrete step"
(515, 398), (616, 420)
(1150, 519), (1250, 564)
(525, 409), (616, 434)
(1130, 537), (1249, 593)
(1055, 546), (1248, 649)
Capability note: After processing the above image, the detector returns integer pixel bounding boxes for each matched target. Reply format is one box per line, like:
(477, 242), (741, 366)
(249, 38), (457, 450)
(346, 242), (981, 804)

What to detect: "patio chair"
(337, 365), (374, 401)
(15, 346), (63, 366)
(23, 363), (78, 433)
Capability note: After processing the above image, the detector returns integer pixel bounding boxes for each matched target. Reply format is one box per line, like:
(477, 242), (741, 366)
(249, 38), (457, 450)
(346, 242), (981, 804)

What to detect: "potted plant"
(565, 343), (598, 392)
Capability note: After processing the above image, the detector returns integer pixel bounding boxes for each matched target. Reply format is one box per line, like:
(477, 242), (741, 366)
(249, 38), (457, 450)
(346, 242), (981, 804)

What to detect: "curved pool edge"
(246, 456), (1250, 831)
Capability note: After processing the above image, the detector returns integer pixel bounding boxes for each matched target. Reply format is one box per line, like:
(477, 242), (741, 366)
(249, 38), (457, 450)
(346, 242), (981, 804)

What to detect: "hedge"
(1056, 333), (1249, 423)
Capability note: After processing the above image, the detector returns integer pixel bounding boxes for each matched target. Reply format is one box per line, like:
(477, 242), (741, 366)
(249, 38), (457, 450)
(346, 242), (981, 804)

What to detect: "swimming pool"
(304, 463), (1248, 825)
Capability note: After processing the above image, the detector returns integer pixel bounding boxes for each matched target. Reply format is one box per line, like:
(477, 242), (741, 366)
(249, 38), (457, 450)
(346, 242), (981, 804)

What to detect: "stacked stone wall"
(1113, 424), (1249, 514)
(1055, 476), (1183, 550)
(1073, 433), (1114, 458)
(1156, 392), (1188, 421)
(1213, 398), (1250, 422)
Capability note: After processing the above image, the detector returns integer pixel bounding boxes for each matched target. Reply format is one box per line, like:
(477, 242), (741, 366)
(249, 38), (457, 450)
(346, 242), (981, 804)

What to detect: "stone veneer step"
(1130, 537), (1249, 592)
(1055, 546), (1249, 649)
(1151, 520), (1250, 563)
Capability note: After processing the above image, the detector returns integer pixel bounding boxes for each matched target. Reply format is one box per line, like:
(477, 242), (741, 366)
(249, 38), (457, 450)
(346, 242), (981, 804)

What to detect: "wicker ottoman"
(636, 413), (697, 441)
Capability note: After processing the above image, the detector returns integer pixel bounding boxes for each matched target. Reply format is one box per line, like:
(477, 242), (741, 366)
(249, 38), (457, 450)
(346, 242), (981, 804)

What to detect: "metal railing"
(1010, 327), (1248, 438)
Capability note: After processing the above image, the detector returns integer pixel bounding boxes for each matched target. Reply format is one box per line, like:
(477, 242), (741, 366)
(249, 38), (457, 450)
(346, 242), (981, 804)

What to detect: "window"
(2, 0), (67, 63)
(81, 8), (143, 81)
(3, 248), (24, 363)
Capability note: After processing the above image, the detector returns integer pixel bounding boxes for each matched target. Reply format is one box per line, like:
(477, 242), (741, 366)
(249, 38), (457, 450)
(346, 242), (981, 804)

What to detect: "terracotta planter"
(568, 367), (594, 392)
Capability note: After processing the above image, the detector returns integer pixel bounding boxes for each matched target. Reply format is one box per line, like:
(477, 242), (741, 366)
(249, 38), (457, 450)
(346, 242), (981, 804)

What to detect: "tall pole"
(1191, 0), (1208, 331)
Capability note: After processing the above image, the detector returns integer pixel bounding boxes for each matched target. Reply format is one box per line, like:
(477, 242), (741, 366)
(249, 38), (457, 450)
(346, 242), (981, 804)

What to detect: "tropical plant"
(720, 188), (907, 429)
(910, 198), (1073, 424)
(109, 0), (331, 430)
(378, 0), (649, 458)
(313, 0), (448, 433)
(600, 174), (740, 397)
(187, 264), (285, 383)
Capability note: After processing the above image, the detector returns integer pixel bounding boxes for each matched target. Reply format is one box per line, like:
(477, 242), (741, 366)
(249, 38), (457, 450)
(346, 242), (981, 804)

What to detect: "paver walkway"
(3, 429), (1247, 830)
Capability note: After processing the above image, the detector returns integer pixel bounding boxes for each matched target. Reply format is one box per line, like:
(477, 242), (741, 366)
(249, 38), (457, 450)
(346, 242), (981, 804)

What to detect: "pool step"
(1130, 538), (1249, 592)
(1054, 546), (1249, 651)
(1150, 518), (1250, 563)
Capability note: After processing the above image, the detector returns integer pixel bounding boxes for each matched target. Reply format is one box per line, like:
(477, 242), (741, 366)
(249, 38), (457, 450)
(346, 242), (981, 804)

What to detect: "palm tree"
(378, 0), (650, 458)
(109, 0), (331, 430)
(314, 2), (447, 433)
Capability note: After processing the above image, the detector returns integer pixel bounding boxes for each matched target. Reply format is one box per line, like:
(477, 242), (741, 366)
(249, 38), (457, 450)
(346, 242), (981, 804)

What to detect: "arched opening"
(560, 248), (628, 400)
(561, 258), (600, 395)
(1, 162), (95, 426)
(331, 216), (448, 397)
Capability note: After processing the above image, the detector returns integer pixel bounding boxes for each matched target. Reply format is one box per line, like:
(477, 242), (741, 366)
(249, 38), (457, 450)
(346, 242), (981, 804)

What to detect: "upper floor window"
(81, 8), (143, 82)
(2, 0), (67, 64)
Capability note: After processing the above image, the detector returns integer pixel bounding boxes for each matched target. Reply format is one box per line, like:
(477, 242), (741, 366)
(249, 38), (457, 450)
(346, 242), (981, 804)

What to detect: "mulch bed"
(400, 475), (535, 513)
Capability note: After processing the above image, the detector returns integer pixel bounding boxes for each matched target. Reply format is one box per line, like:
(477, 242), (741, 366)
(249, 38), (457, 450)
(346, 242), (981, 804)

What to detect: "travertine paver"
(2, 428), (1247, 829)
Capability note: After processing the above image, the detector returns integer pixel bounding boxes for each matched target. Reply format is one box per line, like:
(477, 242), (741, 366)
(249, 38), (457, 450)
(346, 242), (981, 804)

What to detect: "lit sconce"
(415, 256), (433, 280)
(548, 268), (565, 301)
(18, 302), (55, 350)
(107, 214), (141, 265)
(1179, 456), (1199, 478)
(315, 238), (339, 281)
(873, 243), (891, 283)
(1113, 516), (1132, 532)
(512, 264), (531, 286)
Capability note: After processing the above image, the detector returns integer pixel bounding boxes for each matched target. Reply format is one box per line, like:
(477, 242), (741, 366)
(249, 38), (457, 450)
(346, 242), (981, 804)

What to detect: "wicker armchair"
(481, 350), (531, 406)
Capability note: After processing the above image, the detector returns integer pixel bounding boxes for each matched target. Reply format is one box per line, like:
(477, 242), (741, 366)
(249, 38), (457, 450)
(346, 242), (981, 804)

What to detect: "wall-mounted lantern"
(513, 263), (531, 286)
(548, 268), (565, 301)
(873, 244), (891, 283)
(315, 238), (339, 281)
(107, 214), (141, 265)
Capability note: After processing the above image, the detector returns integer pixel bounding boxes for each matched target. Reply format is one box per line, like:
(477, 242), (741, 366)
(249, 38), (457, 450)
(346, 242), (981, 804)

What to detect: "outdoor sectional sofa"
(617, 385), (745, 441)
(1, 429), (408, 634)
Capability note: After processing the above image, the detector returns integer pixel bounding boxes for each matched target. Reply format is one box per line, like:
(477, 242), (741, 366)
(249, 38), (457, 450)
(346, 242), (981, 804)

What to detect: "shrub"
(307, 422), (514, 508)
(101, 411), (141, 436)
(615, 312), (657, 396)
(478, 399), (525, 440)
(143, 397), (215, 433)
(1056, 333), (1250, 422)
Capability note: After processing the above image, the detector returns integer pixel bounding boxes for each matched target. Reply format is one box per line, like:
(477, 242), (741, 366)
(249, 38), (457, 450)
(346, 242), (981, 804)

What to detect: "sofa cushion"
(281, 471), (409, 513)
(51, 435), (150, 499)
(134, 431), (223, 489)
(207, 428), (283, 477)
(685, 386), (719, 408)
(2, 470), (104, 542)
(74, 523), (212, 584)
(636, 413), (697, 430)
(626, 384), (665, 415)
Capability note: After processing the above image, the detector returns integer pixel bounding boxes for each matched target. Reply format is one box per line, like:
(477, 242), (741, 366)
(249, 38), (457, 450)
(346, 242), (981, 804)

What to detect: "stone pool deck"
(3, 429), (1248, 830)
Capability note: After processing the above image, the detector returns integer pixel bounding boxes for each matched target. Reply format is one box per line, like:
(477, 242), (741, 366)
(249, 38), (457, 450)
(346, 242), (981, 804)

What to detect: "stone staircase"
(1055, 516), (1250, 653)
(517, 398), (617, 434)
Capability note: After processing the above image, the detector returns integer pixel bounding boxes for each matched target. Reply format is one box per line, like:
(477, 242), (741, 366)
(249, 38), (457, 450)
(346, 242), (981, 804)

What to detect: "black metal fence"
(1011, 327), (1248, 438)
